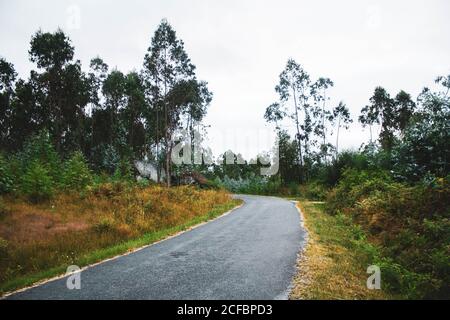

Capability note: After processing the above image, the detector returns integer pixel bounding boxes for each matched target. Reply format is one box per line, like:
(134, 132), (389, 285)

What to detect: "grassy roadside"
(289, 200), (396, 300)
(0, 198), (242, 296)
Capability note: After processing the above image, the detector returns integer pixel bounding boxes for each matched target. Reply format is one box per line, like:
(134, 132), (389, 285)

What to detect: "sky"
(1, 0), (449, 159)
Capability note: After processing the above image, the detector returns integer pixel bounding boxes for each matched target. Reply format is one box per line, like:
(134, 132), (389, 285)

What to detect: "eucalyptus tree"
(392, 75), (449, 180)
(360, 87), (415, 151)
(0, 58), (17, 150)
(265, 59), (320, 182)
(264, 102), (286, 130)
(143, 19), (211, 186)
(359, 87), (395, 150)
(311, 77), (334, 162)
(86, 57), (108, 158)
(102, 69), (126, 146)
(394, 90), (415, 135)
(266, 60), (310, 172)
(7, 73), (43, 151)
(28, 29), (90, 156)
(121, 71), (147, 159)
(29, 29), (74, 153)
(276, 130), (301, 184)
(88, 57), (108, 109)
(332, 101), (352, 157)
(182, 80), (212, 148)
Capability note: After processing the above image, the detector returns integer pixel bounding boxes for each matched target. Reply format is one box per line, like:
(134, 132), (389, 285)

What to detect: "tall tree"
(393, 75), (449, 180)
(88, 57), (108, 109)
(276, 130), (301, 184)
(311, 77), (334, 162)
(264, 102), (286, 130)
(181, 80), (212, 150)
(8, 71), (45, 151)
(265, 59), (314, 182)
(332, 101), (352, 157)
(28, 29), (90, 156)
(143, 19), (211, 186)
(102, 69), (126, 146)
(394, 90), (415, 135)
(360, 87), (416, 151)
(87, 57), (109, 159)
(0, 58), (17, 150)
(121, 71), (147, 159)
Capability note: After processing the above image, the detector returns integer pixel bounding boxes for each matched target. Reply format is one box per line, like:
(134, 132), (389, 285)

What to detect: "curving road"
(6, 195), (306, 300)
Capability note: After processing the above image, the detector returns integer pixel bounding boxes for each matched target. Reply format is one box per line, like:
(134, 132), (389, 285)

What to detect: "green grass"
(0, 199), (242, 296)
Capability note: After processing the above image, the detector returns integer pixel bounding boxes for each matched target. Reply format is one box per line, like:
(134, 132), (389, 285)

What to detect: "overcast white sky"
(1, 0), (449, 159)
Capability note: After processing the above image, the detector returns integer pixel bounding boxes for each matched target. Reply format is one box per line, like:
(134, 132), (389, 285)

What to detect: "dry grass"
(0, 184), (238, 294)
(290, 201), (394, 300)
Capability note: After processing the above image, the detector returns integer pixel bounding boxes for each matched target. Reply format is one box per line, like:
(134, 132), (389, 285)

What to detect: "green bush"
(21, 161), (54, 203)
(325, 169), (394, 215)
(287, 182), (299, 196)
(0, 154), (14, 194)
(18, 130), (61, 184)
(93, 218), (115, 234)
(326, 169), (450, 298)
(376, 257), (439, 299)
(136, 177), (151, 189)
(62, 151), (93, 190)
(202, 178), (222, 190)
(319, 151), (370, 186)
(302, 182), (328, 200)
(112, 158), (134, 182)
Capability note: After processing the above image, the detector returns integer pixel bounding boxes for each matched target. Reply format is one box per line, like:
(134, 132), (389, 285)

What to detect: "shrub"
(136, 177), (151, 189)
(202, 177), (222, 190)
(376, 257), (439, 299)
(320, 151), (370, 186)
(93, 218), (115, 234)
(112, 158), (134, 182)
(21, 161), (54, 203)
(97, 144), (120, 174)
(300, 182), (328, 200)
(18, 130), (61, 184)
(0, 154), (14, 194)
(62, 151), (93, 190)
(287, 182), (299, 196)
(326, 169), (450, 298)
(325, 169), (393, 215)
(143, 200), (154, 213)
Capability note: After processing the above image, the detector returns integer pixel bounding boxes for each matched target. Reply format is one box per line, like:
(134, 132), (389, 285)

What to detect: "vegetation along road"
(6, 195), (305, 300)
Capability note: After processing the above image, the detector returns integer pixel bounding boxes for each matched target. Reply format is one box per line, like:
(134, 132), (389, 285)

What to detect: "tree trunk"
(163, 47), (169, 186)
(335, 116), (341, 159)
(156, 106), (160, 183)
(165, 135), (172, 187)
(292, 85), (303, 169)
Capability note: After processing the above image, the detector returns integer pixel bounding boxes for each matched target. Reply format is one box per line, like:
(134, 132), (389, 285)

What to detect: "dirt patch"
(0, 211), (88, 243)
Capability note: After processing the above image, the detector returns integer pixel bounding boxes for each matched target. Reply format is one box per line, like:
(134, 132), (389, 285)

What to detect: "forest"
(0, 19), (449, 299)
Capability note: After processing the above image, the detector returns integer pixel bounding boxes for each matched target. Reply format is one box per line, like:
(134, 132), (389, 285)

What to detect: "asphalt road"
(6, 195), (306, 300)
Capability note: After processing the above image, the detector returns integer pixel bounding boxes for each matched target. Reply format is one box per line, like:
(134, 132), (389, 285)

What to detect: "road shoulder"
(289, 200), (393, 300)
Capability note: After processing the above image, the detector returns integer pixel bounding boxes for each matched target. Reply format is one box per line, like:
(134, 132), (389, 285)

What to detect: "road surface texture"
(6, 195), (306, 300)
